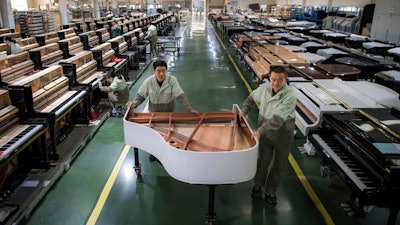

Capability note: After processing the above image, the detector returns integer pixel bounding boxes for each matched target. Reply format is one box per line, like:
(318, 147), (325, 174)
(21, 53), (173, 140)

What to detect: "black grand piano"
(309, 108), (400, 225)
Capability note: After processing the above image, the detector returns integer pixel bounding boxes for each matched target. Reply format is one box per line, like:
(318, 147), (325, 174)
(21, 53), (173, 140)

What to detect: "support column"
(327, 0), (332, 12)
(0, 0), (15, 29)
(111, 0), (118, 15)
(93, 0), (100, 18)
(59, 0), (69, 26)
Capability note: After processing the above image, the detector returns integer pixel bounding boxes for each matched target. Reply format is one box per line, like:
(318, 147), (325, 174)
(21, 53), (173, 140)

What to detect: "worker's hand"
(252, 131), (260, 141)
(190, 109), (199, 115)
(129, 102), (137, 109)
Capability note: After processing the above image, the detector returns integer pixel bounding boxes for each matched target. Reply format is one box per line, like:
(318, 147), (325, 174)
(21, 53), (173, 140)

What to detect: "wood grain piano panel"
(17, 37), (39, 51)
(264, 44), (308, 65)
(58, 36), (84, 57)
(0, 52), (35, 84)
(8, 64), (89, 158)
(107, 36), (128, 54)
(29, 43), (63, 68)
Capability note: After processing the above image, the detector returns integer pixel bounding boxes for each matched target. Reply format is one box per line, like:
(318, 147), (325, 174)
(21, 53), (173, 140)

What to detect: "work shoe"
(265, 193), (277, 205)
(250, 186), (262, 199)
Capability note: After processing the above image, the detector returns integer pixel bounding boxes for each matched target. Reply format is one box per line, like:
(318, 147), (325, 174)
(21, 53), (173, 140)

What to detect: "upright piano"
(8, 65), (89, 159)
(60, 51), (107, 89)
(95, 28), (110, 44)
(308, 108), (400, 225)
(0, 89), (48, 167)
(79, 31), (100, 50)
(28, 43), (64, 69)
(60, 51), (109, 109)
(57, 28), (76, 40)
(0, 52), (36, 84)
(57, 36), (84, 58)
(17, 37), (39, 51)
(91, 42), (128, 80)
(34, 32), (60, 46)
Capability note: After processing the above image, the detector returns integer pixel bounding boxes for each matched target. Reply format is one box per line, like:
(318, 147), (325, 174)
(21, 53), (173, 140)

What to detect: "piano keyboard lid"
(332, 108), (400, 158)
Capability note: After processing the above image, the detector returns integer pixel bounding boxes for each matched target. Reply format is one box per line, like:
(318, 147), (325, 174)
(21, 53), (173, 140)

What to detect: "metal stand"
(205, 185), (217, 225)
(133, 147), (141, 175)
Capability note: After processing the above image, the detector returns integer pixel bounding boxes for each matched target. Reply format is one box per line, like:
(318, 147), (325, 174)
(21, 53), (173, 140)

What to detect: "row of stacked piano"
(0, 14), (170, 224)
(216, 18), (400, 225)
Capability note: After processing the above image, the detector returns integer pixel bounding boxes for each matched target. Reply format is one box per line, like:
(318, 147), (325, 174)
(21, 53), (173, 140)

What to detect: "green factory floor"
(20, 14), (399, 225)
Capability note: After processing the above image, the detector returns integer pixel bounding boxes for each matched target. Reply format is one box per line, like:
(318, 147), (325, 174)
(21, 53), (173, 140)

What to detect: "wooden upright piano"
(109, 35), (139, 70)
(95, 28), (110, 44)
(0, 89), (48, 168)
(34, 32), (60, 46)
(60, 51), (107, 89)
(28, 43), (64, 69)
(91, 42), (128, 80)
(0, 52), (36, 85)
(0, 32), (20, 43)
(17, 37), (39, 51)
(8, 65), (89, 159)
(60, 51), (110, 109)
(58, 36), (84, 58)
(79, 31), (100, 50)
(57, 28), (76, 40)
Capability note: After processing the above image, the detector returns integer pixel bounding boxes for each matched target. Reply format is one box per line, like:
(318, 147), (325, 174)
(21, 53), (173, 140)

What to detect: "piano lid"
(314, 78), (400, 109)
(327, 108), (400, 166)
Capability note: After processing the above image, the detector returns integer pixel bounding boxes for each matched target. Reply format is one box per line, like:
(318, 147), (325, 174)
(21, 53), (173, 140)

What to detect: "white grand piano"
(293, 78), (400, 155)
(123, 104), (258, 224)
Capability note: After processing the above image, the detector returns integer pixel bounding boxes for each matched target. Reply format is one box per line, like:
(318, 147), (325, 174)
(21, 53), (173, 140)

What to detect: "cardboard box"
(362, 27), (371, 37)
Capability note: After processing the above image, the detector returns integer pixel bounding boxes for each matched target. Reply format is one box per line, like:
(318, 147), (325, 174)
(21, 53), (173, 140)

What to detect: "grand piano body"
(123, 104), (258, 224)
(8, 65), (89, 159)
(308, 108), (400, 225)
(293, 78), (400, 155)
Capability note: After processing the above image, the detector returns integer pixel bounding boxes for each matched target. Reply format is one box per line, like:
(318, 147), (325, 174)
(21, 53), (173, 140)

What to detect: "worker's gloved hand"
(99, 86), (108, 92)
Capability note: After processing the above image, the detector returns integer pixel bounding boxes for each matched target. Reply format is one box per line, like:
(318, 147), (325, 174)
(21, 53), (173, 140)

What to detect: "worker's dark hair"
(108, 71), (123, 79)
(153, 60), (168, 70)
(5, 36), (16, 43)
(270, 66), (287, 76)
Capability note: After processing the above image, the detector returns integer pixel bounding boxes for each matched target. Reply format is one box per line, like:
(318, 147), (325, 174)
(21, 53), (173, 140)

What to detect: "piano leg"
(387, 208), (399, 225)
(205, 185), (217, 225)
(49, 124), (60, 160)
(133, 147), (141, 175)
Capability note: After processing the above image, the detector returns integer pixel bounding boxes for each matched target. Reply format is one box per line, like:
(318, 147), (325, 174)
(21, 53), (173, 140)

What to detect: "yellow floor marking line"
(87, 22), (190, 225)
(214, 23), (335, 225)
(86, 145), (130, 225)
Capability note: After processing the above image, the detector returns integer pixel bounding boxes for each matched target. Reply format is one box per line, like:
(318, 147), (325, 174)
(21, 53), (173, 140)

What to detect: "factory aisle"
(20, 13), (398, 225)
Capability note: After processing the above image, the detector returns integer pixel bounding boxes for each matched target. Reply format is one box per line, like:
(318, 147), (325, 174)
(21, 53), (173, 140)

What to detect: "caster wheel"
(206, 219), (216, 225)
(135, 168), (141, 176)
